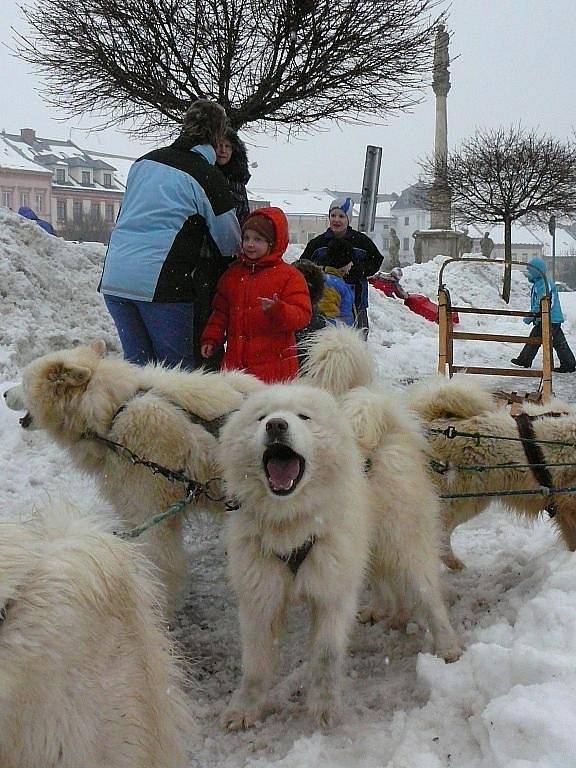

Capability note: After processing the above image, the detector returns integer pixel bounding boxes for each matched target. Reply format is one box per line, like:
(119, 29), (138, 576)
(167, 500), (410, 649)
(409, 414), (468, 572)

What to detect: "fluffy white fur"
(218, 384), (372, 730)
(0, 500), (193, 768)
(301, 324), (375, 395)
(4, 341), (263, 616)
(301, 327), (461, 660)
(341, 386), (462, 661)
(406, 375), (576, 570)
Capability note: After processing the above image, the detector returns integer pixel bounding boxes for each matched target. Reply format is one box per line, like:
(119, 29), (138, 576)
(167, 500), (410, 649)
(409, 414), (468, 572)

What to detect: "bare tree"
(59, 213), (112, 244)
(421, 126), (576, 301)
(15, 0), (444, 136)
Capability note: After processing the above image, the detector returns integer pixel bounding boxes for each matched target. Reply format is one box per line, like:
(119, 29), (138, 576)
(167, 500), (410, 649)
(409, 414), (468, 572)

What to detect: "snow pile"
(2, 209), (576, 767)
(0, 208), (118, 379)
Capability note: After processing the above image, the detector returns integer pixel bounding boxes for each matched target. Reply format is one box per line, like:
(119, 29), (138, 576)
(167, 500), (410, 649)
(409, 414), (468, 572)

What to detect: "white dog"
(340, 386), (462, 661)
(4, 341), (262, 616)
(302, 327), (461, 660)
(219, 384), (372, 730)
(406, 375), (576, 570)
(0, 500), (193, 768)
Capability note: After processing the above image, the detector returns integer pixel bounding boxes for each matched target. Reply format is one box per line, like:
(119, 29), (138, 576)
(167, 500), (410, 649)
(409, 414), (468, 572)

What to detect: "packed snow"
(2, 208), (576, 768)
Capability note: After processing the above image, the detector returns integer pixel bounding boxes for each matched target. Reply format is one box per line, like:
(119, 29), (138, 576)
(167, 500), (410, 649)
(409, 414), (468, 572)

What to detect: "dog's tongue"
(266, 458), (300, 491)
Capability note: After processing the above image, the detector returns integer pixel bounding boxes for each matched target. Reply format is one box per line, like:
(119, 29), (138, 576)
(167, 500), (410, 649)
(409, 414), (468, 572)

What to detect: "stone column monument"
(413, 24), (460, 262)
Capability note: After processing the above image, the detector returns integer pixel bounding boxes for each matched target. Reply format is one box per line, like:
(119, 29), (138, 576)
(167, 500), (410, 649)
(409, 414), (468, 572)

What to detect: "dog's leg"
(306, 595), (356, 728)
(222, 589), (286, 731)
(406, 566), (462, 662)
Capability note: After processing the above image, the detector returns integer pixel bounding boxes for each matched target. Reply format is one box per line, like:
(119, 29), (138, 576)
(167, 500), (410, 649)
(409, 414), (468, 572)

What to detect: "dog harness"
(111, 388), (230, 437)
(512, 411), (567, 518)
(275, 536), (316, 576)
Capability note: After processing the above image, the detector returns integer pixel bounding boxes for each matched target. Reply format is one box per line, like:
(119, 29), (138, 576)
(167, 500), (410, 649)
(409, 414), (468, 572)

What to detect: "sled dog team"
(5, 325), (576, 764)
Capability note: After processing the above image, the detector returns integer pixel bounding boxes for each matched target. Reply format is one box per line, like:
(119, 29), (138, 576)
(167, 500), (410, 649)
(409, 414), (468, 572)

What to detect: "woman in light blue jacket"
(511, 257), (575, 373)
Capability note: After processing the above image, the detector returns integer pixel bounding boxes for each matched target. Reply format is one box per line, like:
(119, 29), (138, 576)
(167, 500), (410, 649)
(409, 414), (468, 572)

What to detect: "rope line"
(428, 425), (576, 449)
(440, 485), (576, 501)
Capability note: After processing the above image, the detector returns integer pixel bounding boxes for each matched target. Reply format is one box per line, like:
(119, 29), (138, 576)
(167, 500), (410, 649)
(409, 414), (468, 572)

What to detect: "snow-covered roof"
(1, 132), (132, 192)
(247, 188), (393, 220)
(0, 136), (51, 174)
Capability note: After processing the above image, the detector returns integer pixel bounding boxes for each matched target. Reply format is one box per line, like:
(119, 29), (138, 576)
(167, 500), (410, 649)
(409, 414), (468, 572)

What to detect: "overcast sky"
(1, 0), (575, 195)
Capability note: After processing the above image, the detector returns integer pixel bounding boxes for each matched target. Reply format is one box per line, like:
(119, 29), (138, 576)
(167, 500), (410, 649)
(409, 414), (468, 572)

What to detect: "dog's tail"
(405, 374), (498, 422)
(301, 325), (374, 396)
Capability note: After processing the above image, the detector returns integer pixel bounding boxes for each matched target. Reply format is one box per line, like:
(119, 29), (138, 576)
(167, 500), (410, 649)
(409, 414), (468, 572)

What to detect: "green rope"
(115, 487), (198, 540)
(428, 425), (576, 449)
(440, 485), (576, 501)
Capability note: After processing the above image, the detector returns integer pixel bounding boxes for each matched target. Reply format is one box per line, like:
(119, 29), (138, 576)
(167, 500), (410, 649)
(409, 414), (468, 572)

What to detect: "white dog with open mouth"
(218, 383), (372, 730)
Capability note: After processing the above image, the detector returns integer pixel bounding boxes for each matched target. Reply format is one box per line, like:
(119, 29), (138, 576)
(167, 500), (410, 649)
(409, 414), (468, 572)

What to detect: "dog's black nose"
(2, 391), (7, 399)
(265, 417), (289, 440)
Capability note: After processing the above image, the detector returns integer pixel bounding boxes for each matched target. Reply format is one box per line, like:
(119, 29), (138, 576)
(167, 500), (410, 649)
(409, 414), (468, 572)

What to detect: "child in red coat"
(200, 207), (312, 383)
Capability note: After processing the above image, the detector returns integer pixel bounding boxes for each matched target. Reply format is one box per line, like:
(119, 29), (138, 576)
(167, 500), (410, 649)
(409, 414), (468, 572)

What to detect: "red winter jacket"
(200, 207), (312, 383)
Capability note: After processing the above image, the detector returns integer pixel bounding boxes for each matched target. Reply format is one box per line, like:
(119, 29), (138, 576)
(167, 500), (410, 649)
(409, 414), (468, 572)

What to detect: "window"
(403, 238), (409, 251)
(56, 199), (67, 221)
(404, 216), (410, 225)
(73, 201), (83, 221)
(56, 168), (66, 184)
(35, 192), (44, 212)
(82, 171), (91, 186)
(105, 203), (115, 222)
(382, 223), (389, 230)
(382, 238), (389, 250)
(103, 173), (112, 187)
(2, 190), (13, 208)
(90, 202), (101, 220)
(20, 191), (30, 208)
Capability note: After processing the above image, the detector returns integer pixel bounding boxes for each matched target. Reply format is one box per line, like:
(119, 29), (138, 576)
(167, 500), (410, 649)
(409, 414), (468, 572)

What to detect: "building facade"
(0, 129), (134, 239)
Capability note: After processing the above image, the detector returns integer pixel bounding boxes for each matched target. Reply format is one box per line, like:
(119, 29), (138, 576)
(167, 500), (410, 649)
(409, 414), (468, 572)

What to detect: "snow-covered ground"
(2, 208), (576, 768)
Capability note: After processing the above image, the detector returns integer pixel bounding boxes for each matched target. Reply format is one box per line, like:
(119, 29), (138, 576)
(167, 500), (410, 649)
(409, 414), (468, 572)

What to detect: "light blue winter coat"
(524, 256), (564, 325)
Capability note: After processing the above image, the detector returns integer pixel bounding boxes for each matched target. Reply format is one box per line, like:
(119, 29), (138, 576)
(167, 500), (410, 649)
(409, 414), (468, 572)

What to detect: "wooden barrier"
(437, 258), (553, 402)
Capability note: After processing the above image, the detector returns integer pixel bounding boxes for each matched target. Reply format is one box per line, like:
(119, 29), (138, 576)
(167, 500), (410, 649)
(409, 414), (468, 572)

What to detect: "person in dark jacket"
(301, 197), (383, 338)
(99, 100), (240, 371)
(293, 259), (327, 367)
(216, 128), (251, 226)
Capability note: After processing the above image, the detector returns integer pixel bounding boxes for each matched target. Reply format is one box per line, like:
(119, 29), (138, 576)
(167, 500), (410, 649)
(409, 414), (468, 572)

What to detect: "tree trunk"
(502, 217), (512, 303)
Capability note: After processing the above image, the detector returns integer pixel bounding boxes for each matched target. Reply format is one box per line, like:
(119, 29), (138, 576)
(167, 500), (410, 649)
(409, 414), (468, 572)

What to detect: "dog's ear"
(89, 340), (107, 358)
(47, 363), (92, 388)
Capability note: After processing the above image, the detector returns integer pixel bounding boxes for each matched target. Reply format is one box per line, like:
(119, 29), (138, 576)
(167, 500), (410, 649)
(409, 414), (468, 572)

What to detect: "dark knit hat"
(293, 259), (325, 305)
(242, 213), (275, 245)
(181, 100), (228, 146)
(324, 238), (354, 270)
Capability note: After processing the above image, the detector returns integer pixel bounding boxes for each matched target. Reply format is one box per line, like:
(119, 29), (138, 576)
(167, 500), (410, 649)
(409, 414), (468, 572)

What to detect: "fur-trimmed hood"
(218, 128), (251, 185)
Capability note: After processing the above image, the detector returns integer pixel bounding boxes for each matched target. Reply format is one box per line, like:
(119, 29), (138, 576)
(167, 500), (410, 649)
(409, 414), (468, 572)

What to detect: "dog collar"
(275, 536), (316, 576)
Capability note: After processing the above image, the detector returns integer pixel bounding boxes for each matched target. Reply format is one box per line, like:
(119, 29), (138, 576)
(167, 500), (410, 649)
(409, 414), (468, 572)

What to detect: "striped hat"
(329, 197), (354, 222)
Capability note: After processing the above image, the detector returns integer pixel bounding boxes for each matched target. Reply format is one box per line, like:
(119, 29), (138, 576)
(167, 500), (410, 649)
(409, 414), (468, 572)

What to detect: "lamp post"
(549, 214), (556, 282)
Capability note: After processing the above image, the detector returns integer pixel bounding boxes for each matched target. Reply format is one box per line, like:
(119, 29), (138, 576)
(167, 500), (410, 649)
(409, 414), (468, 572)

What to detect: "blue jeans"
(104, 295), (195, 370)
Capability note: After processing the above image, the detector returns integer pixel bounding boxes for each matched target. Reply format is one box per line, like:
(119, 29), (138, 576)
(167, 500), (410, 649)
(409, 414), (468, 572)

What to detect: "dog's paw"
(307, 697), (343, 730)
(442, 553), (466, 571)
(220, 703), (265, 732)
(436, 635), (463, 663)
(356, 606), (385, 625)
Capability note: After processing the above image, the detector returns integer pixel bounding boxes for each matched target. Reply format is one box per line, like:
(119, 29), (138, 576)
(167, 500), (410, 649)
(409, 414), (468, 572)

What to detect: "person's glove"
(260, 293), (279, 312)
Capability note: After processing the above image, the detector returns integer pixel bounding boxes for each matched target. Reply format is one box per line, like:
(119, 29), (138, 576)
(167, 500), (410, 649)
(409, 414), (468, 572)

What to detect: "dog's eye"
(257, 414), (266, 422)
(298, 414), (311, 421)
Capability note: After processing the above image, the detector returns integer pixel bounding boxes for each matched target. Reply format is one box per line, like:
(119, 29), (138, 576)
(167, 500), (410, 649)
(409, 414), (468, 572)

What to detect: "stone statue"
(458, 227), (473, 257)
(433, 24), (450, 95)
(480, 231), (494, 258)
(413, 231), (423, 264)
(388, 227), (400, 268)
